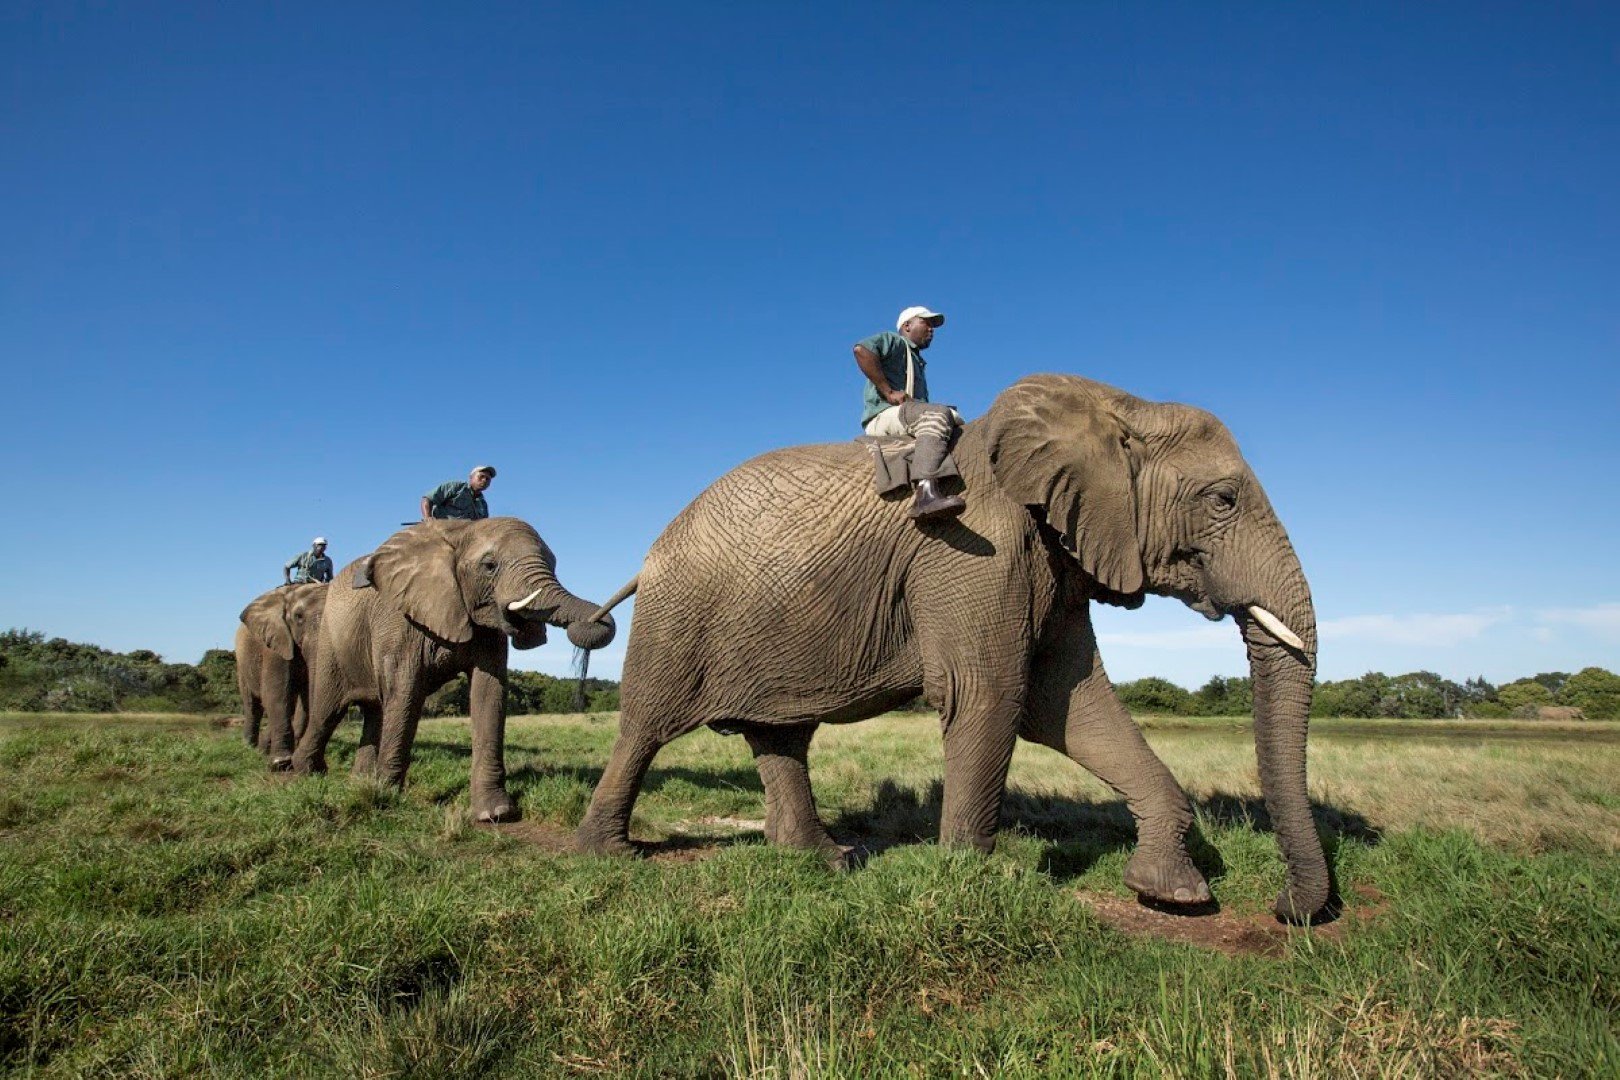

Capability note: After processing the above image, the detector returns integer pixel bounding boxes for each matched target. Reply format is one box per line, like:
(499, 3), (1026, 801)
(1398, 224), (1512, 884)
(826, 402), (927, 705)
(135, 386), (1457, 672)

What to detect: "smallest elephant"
(236, 583), (328, 758)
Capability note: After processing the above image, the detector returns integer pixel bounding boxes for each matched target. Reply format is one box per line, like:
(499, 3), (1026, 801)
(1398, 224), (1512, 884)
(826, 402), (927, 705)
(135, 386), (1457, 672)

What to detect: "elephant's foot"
(350, 748), (378, 780)
(1272, 882), (1335, 925)
(290, 752), (326, 777)
(770, 819), (855, 869)
(1123, 850), (1212, 906)
(576, 814), (640, 857)
(473, 793), (520, 824)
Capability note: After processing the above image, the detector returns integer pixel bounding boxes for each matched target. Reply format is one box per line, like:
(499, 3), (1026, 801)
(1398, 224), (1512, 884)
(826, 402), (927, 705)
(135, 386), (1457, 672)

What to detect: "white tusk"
(1247, 605), (1306, 651)
(507, 586), (546, 613)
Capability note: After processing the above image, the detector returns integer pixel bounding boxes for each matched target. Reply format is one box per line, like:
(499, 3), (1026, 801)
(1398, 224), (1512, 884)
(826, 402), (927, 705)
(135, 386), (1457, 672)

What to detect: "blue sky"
(3, 3), (1616, 688)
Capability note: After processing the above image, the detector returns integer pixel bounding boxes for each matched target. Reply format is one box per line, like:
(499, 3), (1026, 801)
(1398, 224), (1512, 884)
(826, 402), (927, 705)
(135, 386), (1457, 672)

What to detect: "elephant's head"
(975, 374), (1328, 921)
(365, 517), (616, 652)
(240, 590), (296, 662)
(240, 584), (327, 661)
(283, 583), (327, 656)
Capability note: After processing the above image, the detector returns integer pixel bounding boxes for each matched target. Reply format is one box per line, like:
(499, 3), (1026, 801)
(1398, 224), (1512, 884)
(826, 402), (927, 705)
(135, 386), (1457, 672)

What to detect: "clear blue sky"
(3, 3), (1616, 688)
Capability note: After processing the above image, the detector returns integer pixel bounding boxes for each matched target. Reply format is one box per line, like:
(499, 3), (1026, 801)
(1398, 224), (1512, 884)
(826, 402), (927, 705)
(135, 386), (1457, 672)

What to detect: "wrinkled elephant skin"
(579, 375), (1329, 922)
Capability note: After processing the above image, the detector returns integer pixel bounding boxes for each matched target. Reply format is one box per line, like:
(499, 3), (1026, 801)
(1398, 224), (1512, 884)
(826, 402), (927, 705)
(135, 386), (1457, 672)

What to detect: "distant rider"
(854, 306), (965, 519)
(283, 537), (334, 584)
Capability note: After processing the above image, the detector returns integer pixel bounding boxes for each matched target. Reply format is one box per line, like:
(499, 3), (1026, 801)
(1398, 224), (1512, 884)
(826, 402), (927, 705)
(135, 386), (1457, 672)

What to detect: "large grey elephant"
(289, 517), (616, 822)
(578, 374), (1329, 922)
(235, 582), (327, 755)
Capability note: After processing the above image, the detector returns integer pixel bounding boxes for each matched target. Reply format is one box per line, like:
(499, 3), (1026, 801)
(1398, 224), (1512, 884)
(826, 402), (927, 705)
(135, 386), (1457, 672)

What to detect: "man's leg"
(898, 401), (965, 519)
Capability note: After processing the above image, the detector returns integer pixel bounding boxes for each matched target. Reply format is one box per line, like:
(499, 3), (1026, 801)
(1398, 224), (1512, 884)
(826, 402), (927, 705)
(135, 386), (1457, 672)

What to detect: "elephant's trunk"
(1240, 547), (1330, 923)
(505, 568), (617, 652)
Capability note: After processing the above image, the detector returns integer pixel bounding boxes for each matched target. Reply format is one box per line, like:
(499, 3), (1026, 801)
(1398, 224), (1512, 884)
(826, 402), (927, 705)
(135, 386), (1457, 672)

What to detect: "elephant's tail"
(586, 574), (639, 624)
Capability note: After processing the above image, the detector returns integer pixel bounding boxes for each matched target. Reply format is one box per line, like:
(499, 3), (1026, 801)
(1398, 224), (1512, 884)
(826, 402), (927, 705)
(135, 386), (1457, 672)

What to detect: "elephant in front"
(578, 374), (1329, 922)
(290, 517), (617, 822)
(235, 582), (327, 756)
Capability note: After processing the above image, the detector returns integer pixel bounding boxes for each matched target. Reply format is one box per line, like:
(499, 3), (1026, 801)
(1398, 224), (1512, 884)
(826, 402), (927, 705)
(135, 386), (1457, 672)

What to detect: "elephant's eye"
(1203, 487), (1237, 512)
(480, 557), (499, 575)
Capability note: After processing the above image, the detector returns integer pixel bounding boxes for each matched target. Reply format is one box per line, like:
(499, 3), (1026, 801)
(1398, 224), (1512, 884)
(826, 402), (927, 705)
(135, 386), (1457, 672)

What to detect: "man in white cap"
(421, 465), (496, 521)
(284, 538), (334, 585)
(853, 306), (965, 519)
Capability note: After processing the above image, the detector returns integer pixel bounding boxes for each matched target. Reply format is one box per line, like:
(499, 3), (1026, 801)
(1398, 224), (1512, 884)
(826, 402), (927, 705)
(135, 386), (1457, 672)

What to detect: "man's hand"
(884, 388), (909, 406)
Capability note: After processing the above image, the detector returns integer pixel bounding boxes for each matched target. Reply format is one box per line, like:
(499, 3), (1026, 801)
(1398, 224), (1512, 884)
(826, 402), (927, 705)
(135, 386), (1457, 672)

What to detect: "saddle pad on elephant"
(854, 435), (963, 495)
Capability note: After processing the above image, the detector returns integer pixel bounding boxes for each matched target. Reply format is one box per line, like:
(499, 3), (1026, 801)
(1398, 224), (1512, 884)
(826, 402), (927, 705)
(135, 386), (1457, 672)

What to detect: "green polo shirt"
(285, 550), (334, 583)
(425, 480), (489, 520)
(857, 331), (930, 426)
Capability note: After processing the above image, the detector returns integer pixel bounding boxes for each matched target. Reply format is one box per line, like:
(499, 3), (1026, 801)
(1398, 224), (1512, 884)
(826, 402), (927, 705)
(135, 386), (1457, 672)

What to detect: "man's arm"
(283, 554), (298, 584)
(854, 343), (908, 406)
(422, 481), (450, 521)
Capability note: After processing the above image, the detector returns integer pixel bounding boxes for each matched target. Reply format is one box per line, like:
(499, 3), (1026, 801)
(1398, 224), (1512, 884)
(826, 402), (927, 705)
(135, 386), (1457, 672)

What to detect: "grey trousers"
(864, 401), (961, 479)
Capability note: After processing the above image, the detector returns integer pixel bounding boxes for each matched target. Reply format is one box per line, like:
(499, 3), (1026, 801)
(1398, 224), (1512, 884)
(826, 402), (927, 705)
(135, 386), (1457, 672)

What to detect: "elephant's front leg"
(467, 657), (518, 823)
(1024, 608), (1209, 905)
(375, 689), (426, 790)
(290, 673), (310, 743)
(263, 657), (297, 770)
(351, 702), (383, 779)
(292, 654), (347, 775)
(739, 723), (851, 867)
(912, 638), (1025, 854)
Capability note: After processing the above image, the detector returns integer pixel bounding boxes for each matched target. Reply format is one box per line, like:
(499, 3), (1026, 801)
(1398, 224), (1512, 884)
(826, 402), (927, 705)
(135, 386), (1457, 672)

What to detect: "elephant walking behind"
(290, 517), (616, 822)
(578, 375), (1330, 922)
(236, 582), (328, 756)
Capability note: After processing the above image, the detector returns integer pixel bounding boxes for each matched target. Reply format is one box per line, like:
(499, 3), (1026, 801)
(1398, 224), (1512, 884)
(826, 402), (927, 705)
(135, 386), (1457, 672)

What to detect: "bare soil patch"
(1077, 883), (1386, 957)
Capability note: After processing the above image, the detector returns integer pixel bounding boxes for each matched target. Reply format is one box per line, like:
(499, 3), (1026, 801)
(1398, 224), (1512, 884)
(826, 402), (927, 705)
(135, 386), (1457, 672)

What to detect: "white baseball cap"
(896, 306), (945, 330)
(312, 537), (327, 546)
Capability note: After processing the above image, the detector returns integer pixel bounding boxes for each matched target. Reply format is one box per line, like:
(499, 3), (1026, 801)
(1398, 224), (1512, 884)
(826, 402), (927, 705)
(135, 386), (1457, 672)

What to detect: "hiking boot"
(909, 478), (965, 520)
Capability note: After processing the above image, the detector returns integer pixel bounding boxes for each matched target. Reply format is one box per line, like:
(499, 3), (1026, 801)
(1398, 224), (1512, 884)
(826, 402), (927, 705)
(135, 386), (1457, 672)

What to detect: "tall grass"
(1, 711), (1615, 1075)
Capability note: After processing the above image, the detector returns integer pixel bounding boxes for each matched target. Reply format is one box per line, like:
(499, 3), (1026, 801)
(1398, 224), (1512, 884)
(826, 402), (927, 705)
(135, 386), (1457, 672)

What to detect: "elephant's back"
(643, 442), (884, 582)
(627, 440), (918, 725)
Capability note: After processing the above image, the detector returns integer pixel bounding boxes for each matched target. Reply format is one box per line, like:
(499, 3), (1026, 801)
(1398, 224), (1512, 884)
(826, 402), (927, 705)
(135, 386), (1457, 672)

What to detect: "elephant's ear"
(984, 375), (1145, 596)
(367, 523), (475, 644)
(240, 593), (295, 661)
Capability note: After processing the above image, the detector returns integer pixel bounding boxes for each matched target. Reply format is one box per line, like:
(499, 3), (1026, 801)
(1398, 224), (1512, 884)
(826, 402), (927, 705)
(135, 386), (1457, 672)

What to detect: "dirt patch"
(1077, 884), (1385, 957)
(489, 819), (579, 853)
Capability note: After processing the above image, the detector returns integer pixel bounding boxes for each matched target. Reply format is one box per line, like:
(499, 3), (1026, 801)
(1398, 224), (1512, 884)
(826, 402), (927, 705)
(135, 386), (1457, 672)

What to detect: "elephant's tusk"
(508, 586), (546, 613)
(1247, 605), (1305, 651)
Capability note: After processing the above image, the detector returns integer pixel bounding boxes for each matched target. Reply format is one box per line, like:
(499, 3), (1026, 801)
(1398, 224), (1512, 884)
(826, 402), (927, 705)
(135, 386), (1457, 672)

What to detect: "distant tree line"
(1115, 668), (1620, 720)
(0, 629), (618, 716)
(4, 628), (1615, 720)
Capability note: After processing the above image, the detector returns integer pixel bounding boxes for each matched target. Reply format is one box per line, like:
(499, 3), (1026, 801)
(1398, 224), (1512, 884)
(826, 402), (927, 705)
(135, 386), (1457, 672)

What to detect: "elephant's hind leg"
(740, 723), (851, 868)
(576, 727), (666, 857)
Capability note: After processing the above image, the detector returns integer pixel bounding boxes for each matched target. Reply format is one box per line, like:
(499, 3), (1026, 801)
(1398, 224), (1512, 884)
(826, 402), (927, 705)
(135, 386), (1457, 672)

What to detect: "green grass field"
(2, 711), (1616, 1077)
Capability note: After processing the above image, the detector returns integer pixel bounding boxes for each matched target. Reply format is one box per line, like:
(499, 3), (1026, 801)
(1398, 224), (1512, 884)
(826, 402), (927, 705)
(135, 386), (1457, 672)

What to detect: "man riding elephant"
(853, 306), (966, 520)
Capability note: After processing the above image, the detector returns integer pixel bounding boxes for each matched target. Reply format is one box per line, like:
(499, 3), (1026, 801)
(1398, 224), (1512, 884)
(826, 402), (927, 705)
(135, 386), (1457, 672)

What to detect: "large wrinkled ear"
(240, 592), (295, 661)
(368, 522), (474, 644)
(984, 375), (1145, 596)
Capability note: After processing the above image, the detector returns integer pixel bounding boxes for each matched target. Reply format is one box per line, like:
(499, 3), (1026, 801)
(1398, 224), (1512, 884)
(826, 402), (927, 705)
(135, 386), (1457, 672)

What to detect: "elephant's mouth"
(501, 608), (549, 649)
